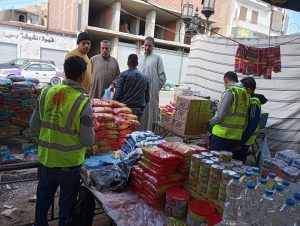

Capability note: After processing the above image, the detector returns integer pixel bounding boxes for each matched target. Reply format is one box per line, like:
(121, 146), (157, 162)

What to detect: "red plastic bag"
(143, 172), (184, 186)
(91, 99), (112, 107)
(93, 113), (115, 122)
(142, 146), (180, 163)
(113, 107), (132, 115)
(93, 106), (114, 114)
(106, 100), (126, 108)
(118, 113), (138, 120)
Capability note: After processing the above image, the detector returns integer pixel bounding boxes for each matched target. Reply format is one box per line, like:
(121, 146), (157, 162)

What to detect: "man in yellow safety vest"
(30, 56), (95, 226)
(209, 71), (250, 157)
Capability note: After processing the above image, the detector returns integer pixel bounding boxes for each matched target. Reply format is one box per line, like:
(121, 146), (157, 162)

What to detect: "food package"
(93, 106), (114, 113)
(93, 113), (115, 122)
(91, 99), (112, 107)
(262, 158), (289, 169)
(139, 192), (165, 207)
(113, 107), (132, 115)
(143, 172), (184, 186)
(291, 159), (300, 169)
(118, 113), (138, 120)
(106, 99), (126, 108)
(275, 150), (300, 165)
(142, 146), (180, 163)
(138, 160), (176, 177)
(96, 130), (119, 140)
(282, 166), (300, 180)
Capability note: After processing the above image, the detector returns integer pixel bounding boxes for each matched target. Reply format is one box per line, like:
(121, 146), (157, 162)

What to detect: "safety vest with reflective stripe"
(38, 84), (89, 167)
(245, 97), (261, 145)
(212, 86), (250, 140)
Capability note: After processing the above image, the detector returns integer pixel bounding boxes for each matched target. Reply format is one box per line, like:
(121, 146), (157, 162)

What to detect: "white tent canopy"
(185, 35), (300, 153)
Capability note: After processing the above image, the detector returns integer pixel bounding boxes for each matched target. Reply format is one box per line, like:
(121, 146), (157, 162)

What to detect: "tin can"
(210, 157), (221, 163)
(207, 187), (219, 200)
(197, 181), (208, 193)
(165, 187), (190, 219)
(202, 152), (213, 158)
(232, 167), (244, 177)
(220, 151), (233, 162)
(210, 151), (221, 157)
(231, 159), (243, 166)
(220, 170), (237, 186)
(187, 200), (214, 226)
(220, 162), (234, 169)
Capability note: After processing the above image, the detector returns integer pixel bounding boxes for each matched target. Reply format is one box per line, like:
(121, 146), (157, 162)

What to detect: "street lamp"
(182, 3), (202, 35)
(201, 0), (216, 34)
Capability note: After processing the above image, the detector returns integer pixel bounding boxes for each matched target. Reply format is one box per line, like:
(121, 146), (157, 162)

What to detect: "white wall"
(0, 24), (76, 63)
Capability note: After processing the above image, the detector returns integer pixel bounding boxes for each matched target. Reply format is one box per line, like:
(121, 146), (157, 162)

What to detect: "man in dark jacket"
(113, 54), (150, 121)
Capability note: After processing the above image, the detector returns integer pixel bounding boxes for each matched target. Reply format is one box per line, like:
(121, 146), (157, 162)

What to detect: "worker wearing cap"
(209, 71), (250, 156)
(65, 32), (92, 94)
(30, 56), (95, 226)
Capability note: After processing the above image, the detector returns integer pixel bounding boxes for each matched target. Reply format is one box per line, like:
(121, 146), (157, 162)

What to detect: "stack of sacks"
(0, 79), (12, 130)
(132, 146), (183, 207)
(262, 149), (300, 181)
(120, 131), (165, 156)
(158, 142), (208, 178)
(91, 99), (141, 154)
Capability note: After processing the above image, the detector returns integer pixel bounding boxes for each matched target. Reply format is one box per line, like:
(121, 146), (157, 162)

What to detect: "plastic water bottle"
(293, 192), (300, 224)
(251, 167), (260, 184)
(221, 174), (242, 226)
(273, 184), (285, 209)
(240, 170), (253, 188)
(266, 172), (277, 190)
(237, 181), (257, 226)
(282, 180), (292, 196)
(254, 177), (267, 203)
(256, 189), (276, 226)
(277, 198), (297, 226)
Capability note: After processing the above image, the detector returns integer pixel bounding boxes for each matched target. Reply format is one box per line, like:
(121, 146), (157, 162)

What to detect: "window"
(251, 10), (258, 24)
(239, 7), (247, 21)
(41, 64), (56, 71)
(19, 15), (25, 22)
(24, 64), (41, 71)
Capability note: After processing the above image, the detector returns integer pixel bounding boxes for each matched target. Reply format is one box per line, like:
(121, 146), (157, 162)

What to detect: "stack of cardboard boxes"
(161, 96), (211, 136)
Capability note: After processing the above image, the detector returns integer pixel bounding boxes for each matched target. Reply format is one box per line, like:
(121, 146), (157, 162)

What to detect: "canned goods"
(207, 187), (219, 200)
(220, 170), (236, 186)
(210, 151), (221, 157)
(210, 157), (220, 163)
(187, 200), (214, 226)
(202, 152), (213, 158)
(231, 160), (243, 166)
(220, 162), (234, 169)
(166, 187), (190, 219)
(220, 151), (233, 162)
(232, 167), (244, 177)
(197, 181), (208, 193)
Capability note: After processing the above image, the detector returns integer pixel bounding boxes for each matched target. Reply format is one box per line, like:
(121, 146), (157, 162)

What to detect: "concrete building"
(213, 0), (289, 38)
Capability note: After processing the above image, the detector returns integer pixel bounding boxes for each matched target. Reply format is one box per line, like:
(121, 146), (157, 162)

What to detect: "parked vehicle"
(0, 62), (63, 85)
(0, 58), (55, 69)
(163, 79), (176, 91)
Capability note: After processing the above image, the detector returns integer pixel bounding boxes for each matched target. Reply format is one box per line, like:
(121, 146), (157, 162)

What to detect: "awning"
(262, 0), (300, 12)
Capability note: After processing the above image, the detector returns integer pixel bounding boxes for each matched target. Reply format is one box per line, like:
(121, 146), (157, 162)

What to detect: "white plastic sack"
(258, 135), (271, 166)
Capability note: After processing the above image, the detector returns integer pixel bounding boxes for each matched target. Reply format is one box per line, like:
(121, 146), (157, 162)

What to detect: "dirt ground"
(0, 171), (111, 226)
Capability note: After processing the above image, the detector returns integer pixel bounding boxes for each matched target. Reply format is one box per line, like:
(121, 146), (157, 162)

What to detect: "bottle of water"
(221, 174), (242, 226)
(293, 192), (300, 224)
(282, 180), (292, 196)
(266, 172), (277, 190)
(237, 181), (257, 226)
(254, 177), (267, 203)
(277, 198), (297, 226)
(251, 167), (260, 184)
(273, 184), (285, 209)
(256, 189), (276, 226)
(240, 170), (253, 188)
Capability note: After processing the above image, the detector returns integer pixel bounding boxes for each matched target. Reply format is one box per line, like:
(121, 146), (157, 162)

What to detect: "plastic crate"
(259, 112), (269, 129)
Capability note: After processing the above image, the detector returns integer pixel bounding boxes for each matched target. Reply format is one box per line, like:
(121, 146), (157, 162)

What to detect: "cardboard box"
(174, 109), (199, 123)
(176, 96), (211, 112)
(172, 119), (208, 136)
(161, 114), (174, 130)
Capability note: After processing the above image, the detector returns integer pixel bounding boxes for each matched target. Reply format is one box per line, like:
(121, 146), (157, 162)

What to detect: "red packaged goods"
(91, 99), (112, 107)
(113, 107), (132, 115)
(143, 180), (184, 197)
(106, 100), (126, 108)
(118, 113), (138, 120)
(140, 193), (165, 207)
(143, 172), (184, 186)
(141, 157), (177, 171)
(96, 130), (119, 140)
(115, 117), (130, 130)
(93, 113), (115, 122)
(119, 129), (132, 137)
(159, 142), (194, 157)
(96, 145), (120, 152)
(132, 165), (145, 175)
(93, 106), (113, 113)
(138, 161), (175, 177)
(142, 146), (180, 162)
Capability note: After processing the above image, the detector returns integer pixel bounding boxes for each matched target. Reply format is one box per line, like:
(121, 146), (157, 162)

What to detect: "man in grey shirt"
(209, 71), (249, 156)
